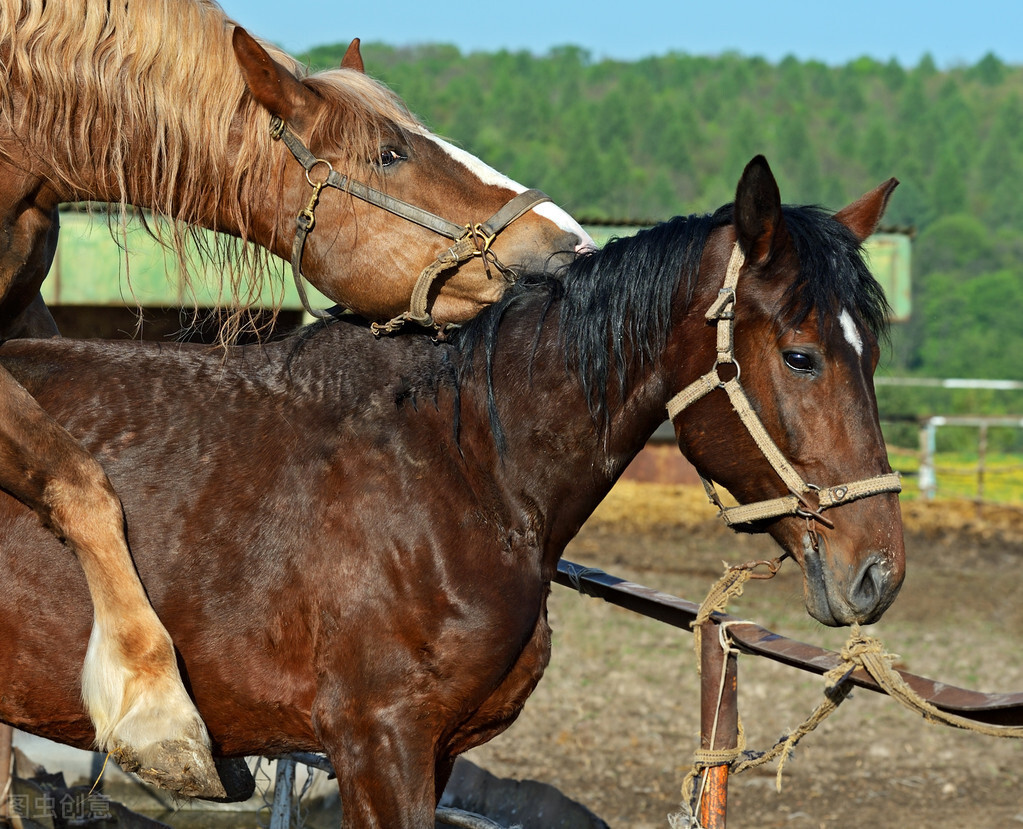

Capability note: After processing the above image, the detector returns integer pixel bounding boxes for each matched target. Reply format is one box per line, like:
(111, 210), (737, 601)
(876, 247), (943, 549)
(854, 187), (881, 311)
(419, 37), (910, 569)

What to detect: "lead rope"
(370, 233), (483, 336)
(672, 559), (1023, 828)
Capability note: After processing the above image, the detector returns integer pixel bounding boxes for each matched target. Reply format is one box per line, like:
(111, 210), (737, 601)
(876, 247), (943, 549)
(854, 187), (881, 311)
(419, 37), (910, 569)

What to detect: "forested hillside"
(301, 43), (1023, 386)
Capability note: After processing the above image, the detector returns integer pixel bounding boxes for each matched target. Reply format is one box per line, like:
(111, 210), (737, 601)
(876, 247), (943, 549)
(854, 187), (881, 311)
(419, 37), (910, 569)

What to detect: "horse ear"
(733, 155), (790, 266)
(341, 38), (365, 73)
(232, 27), (316, 127)
(833, 178), (900, 242)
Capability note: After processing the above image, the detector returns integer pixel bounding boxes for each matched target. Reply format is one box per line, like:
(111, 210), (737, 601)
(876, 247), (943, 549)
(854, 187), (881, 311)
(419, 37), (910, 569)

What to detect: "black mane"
(447, 201), (890, 451)
(777, 204), (892, 341)
(449, 213), (721, 448)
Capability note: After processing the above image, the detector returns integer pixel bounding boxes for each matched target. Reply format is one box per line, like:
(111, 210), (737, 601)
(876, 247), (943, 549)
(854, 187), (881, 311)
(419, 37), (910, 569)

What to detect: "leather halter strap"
(270, 116), (552, 333)
(665, 241), (901, 530)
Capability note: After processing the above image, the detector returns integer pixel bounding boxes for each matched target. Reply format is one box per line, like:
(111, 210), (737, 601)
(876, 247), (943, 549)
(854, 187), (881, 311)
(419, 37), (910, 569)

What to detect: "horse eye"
(374, 148), (406, 168)
(783, 351), (816, 374)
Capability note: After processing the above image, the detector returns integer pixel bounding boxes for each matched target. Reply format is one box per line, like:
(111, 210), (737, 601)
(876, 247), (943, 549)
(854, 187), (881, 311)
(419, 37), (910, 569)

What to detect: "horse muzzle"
(800, 536), (905, 626)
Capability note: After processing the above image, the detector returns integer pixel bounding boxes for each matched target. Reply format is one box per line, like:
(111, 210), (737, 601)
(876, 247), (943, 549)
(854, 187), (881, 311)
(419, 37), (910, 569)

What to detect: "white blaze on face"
(426, 133), (595, 249)
(839, 308), (863, 356)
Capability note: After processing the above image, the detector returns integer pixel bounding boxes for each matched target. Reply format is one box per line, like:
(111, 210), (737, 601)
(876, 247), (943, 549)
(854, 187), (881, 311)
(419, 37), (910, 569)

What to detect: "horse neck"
(462, 320), (671, 565)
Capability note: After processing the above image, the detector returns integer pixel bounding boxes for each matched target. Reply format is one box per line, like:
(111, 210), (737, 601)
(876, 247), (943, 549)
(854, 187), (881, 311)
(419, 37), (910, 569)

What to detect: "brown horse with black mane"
(0, 157), (902, 826)
(0, 0), (591, 797)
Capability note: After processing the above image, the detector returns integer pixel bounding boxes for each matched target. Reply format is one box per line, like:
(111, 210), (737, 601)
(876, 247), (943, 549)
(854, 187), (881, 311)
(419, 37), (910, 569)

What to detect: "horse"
(0, 156), (904, 827)
(0, 0), (593, 796)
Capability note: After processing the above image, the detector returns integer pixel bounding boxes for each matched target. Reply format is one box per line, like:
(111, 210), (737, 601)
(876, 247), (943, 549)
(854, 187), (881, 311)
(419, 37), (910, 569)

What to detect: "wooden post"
(0, 724), (12, 824)
(698, 622), (738, 829)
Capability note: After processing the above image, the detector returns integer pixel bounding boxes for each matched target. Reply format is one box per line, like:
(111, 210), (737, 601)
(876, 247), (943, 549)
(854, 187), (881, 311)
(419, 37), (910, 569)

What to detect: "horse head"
(231, 29), (593, 330)
(670, 156), (904, 626)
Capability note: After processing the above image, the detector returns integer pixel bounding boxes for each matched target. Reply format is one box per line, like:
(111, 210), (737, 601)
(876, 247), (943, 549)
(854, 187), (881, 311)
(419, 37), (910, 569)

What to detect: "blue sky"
(218, 0), (1023, 67)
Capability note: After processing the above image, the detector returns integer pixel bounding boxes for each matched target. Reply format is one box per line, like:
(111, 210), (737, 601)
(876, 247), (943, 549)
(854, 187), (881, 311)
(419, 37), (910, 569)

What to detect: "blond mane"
(0, 0), (423, 331)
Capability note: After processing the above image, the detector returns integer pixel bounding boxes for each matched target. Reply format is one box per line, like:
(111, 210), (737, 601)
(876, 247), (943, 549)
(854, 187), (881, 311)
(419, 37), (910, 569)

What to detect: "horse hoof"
(113, 740), (254, 801)
(210, 757), (257, 803)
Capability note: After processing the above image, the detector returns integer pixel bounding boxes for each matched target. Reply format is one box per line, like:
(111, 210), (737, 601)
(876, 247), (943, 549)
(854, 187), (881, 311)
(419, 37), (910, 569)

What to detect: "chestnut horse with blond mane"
(0, 0), (591, 799)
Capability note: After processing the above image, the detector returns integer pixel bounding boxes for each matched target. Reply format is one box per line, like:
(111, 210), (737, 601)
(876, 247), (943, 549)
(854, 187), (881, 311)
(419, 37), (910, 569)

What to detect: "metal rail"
(554, 560), (1023, 725)
(555, 558), (1023, 827)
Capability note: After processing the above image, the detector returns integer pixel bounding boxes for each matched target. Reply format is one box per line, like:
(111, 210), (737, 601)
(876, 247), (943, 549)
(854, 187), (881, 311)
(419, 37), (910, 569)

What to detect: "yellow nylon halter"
(665, 242), (901, 529)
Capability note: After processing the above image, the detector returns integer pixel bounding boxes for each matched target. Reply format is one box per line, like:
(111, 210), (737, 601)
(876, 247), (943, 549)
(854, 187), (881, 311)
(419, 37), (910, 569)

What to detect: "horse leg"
(435, 755), (456, 804)
(316, 708), (438, 829)
(0, 199), (231, 798)
(0, 361), (237, 795)
(332, 751), (438, 829)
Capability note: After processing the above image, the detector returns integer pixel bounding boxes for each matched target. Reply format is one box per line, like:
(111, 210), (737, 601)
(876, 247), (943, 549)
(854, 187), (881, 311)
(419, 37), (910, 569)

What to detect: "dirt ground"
(464, 483), (1023, 829)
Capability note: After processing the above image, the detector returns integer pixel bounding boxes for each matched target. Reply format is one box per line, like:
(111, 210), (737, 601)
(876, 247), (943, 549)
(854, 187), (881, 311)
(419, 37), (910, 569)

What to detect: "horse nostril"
(849, 556), (897, 622)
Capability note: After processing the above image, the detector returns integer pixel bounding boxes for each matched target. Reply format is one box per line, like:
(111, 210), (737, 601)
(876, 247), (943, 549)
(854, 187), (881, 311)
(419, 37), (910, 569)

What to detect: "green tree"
(968, 52), (1006, 86)
(290, 40), (1023, 381)
(930, 148), (968, 217)
(916, 269), (1023, 379)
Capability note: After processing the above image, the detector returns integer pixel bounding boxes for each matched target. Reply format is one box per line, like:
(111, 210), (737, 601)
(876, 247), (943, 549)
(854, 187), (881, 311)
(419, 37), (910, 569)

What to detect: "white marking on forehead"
(839, 309), (863, 356)
(428, 133), (525, 192)
(425, 133), (594, 245)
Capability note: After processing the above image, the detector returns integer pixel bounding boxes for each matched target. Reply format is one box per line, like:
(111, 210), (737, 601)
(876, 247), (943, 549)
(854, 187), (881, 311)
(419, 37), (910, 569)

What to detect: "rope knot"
(824, 625), (897, 694)
(690, 746), (744, 770)
(839, 635), (886, 665)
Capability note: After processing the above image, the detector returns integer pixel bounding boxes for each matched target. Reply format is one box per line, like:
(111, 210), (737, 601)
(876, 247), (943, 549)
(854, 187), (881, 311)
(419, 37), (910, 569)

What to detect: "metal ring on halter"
(794, 483), (827, 521)
(305, 159), (334, 188)
(468, 223), (497, 256)
(714, 357), (741, 385)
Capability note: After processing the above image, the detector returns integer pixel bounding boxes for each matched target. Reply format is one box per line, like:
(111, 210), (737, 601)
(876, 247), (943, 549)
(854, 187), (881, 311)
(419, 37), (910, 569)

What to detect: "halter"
(270, 116), (552, 335)
(665, 241), (901, 530)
